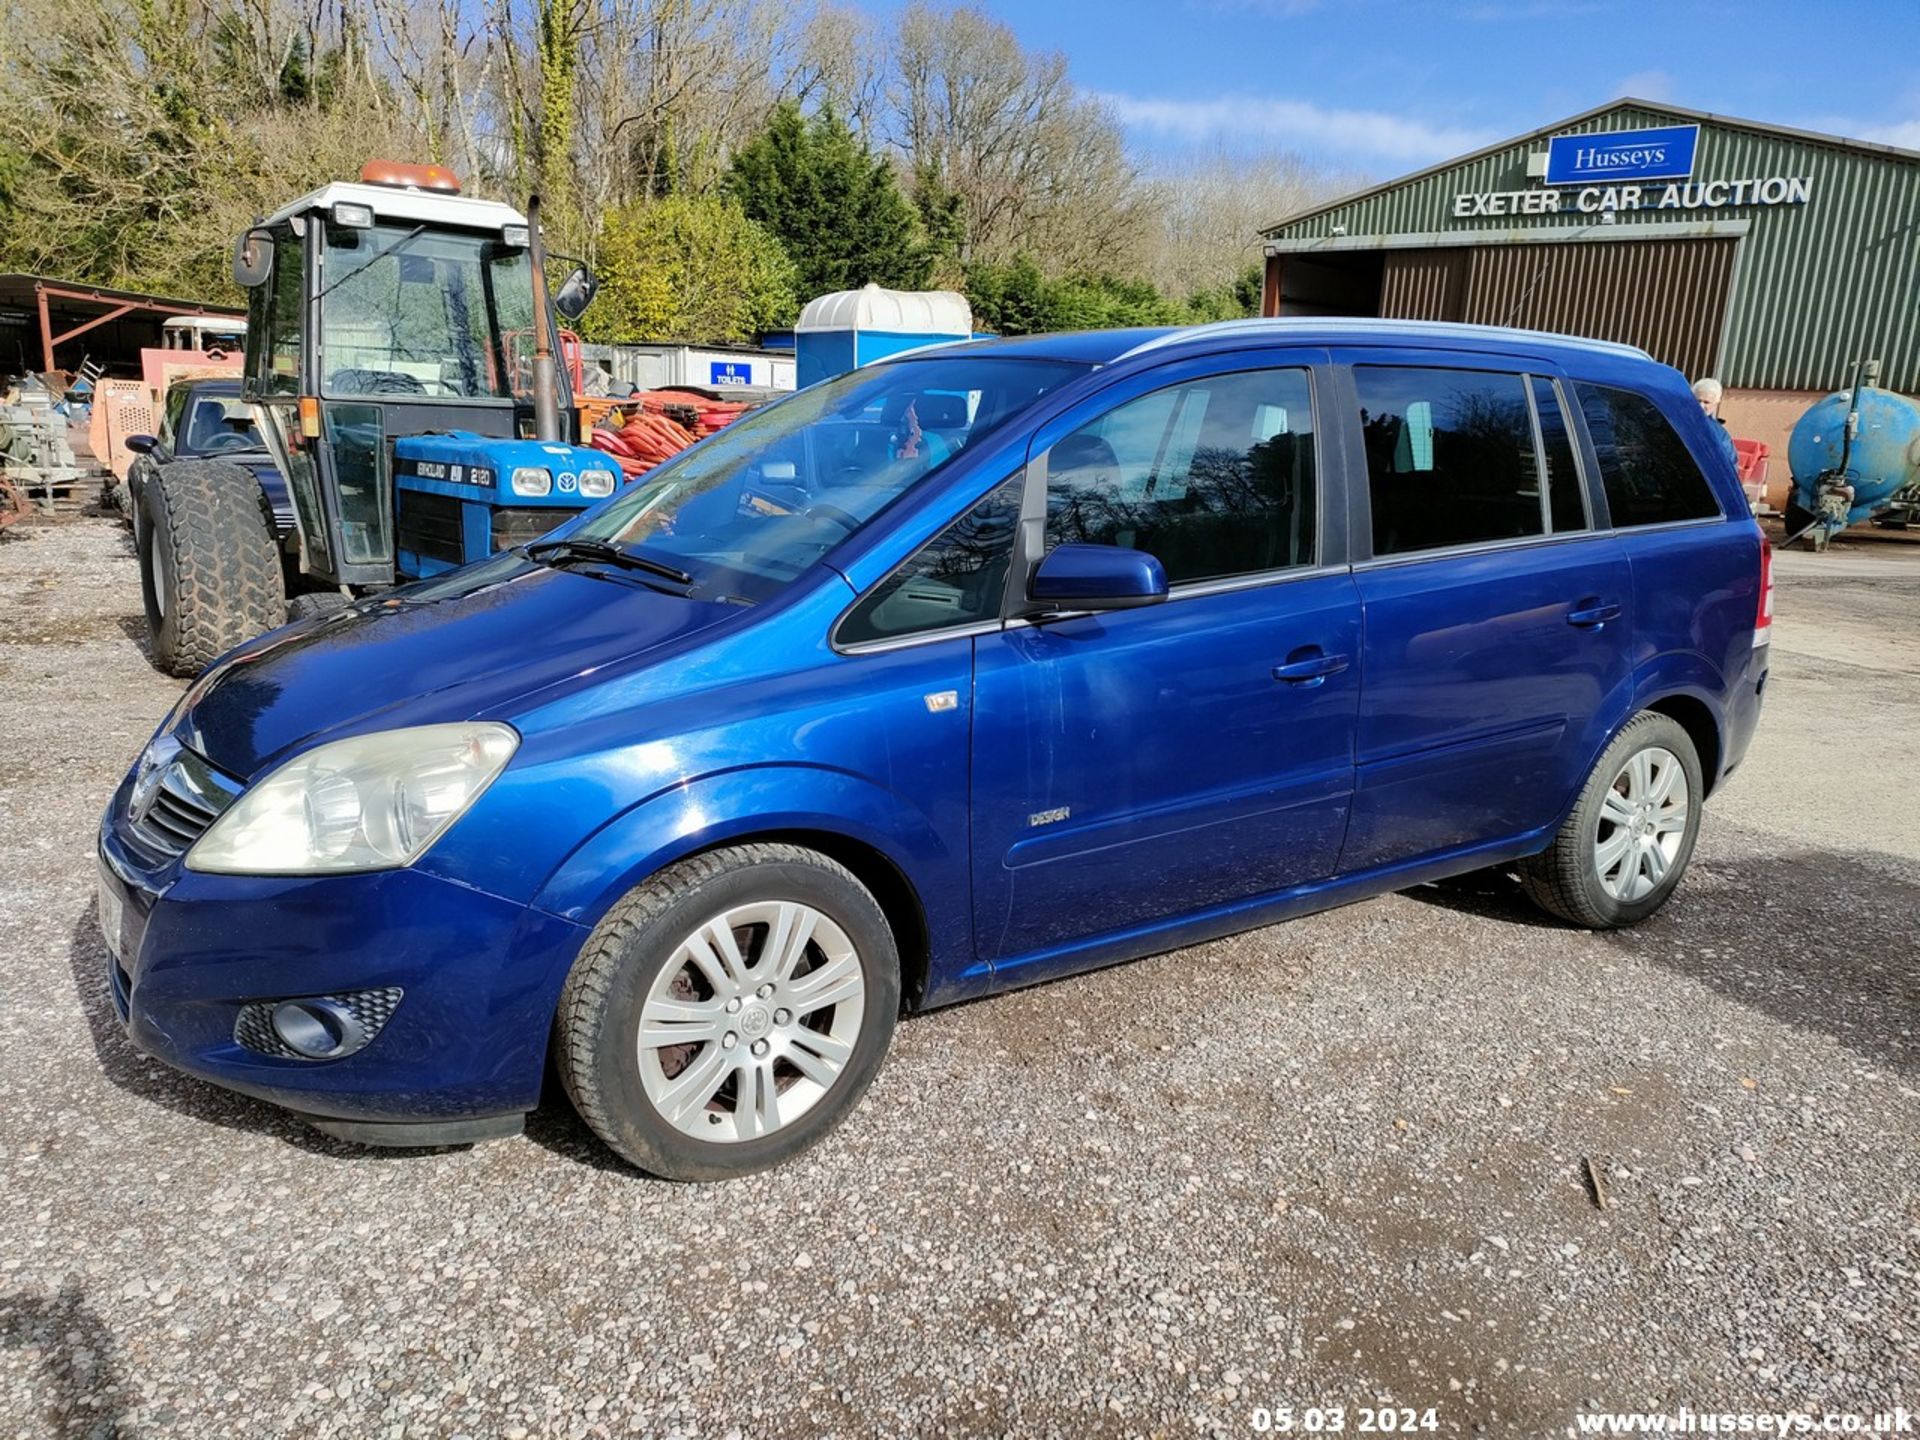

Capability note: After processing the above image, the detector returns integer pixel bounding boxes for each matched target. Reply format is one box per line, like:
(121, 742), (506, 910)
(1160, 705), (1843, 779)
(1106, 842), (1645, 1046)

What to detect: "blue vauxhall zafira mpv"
(98, 319), (1772, 1179)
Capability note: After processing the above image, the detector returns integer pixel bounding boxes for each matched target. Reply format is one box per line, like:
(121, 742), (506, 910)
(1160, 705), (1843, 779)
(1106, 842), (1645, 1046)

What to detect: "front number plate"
(97, 863), (126, 962)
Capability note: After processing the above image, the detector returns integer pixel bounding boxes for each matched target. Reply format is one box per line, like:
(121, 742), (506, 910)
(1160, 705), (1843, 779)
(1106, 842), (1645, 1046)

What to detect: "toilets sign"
(1546, 124), (1699, 185)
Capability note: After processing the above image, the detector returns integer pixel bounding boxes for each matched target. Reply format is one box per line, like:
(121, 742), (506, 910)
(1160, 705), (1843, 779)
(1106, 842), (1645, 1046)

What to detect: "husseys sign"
(1453, 176), (1813, 219)
(1546, 124), (1699, 184)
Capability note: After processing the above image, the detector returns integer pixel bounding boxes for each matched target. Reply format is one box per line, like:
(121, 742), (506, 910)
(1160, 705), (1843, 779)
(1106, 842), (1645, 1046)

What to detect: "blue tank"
(1786, 379), (1920, 542)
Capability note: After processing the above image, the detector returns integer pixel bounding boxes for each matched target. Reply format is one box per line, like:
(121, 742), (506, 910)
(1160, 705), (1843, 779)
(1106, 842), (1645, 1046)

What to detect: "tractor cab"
(230, 160), (606, 587)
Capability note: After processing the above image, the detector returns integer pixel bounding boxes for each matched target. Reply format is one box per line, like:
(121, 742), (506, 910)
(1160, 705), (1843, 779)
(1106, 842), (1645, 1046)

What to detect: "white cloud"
(1796, 112), (1920, 151)
(1861, 118), (1920, 149)
(1098, 92), (1498, 168)
(1614, 69), (1678, 103)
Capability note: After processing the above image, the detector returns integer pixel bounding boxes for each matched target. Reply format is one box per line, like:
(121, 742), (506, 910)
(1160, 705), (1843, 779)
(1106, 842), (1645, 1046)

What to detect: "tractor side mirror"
(232, 228), (274, 288)
(553, 266), (599, 321)
(124, 434), (159, 456)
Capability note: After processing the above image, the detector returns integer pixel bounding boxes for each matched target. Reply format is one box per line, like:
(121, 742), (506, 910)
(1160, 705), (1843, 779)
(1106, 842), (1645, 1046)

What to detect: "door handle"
(1566, 600), (1622, 629)
(1272, 650), (1351, 686)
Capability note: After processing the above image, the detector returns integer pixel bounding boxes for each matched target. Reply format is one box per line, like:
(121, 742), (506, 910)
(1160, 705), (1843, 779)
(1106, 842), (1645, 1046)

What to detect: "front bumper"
(99, 768), (589, 1128)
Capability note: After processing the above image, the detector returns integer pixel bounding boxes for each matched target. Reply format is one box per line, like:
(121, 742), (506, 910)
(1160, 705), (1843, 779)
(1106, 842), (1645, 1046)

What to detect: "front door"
(1334, 353), (1634, 871)
(969, 356), (1361, 973)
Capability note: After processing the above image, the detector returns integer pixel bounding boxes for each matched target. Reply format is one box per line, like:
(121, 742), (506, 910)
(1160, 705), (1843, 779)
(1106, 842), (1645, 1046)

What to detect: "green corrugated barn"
(1259, 99), (1920, 484)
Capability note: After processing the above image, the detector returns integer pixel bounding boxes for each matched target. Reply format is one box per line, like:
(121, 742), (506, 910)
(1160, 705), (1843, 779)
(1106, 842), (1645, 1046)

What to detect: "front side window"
(160, 385), (190, 448)
(839, 478), (1022, 645)
(249, 226), (304, 398)
(1044, 368), (1317, 584)
(1356, 366), (1543, 557)
(320, 222), (536, 401)
(569, 356), (1086, 606)
(1576, 383), (1721, 528)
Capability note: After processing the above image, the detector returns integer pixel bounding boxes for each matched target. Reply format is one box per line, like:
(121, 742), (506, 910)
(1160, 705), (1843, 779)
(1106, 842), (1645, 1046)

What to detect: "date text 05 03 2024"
(1249, 1407), (1440, 1435)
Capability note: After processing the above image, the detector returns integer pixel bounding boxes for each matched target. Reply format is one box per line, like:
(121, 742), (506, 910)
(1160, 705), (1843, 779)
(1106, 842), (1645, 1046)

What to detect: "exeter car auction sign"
(1452, 176), (1813, 219)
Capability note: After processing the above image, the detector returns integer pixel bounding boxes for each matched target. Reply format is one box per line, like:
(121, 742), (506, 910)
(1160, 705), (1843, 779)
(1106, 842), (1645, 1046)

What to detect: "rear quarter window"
(1575, 382), (1722, 528)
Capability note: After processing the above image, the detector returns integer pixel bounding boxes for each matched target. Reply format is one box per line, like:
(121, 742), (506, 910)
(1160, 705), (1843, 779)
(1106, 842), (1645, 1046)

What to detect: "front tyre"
(1520, 712), (1703, 929)
(556, 844), (900, 1180)
(137, 460), (285, 676)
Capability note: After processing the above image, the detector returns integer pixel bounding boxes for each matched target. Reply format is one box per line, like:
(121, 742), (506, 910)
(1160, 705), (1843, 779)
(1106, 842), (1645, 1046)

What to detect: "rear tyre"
(286, 591), (349, 622)
(137, 460), (285, 676)
(1520, 711), (1703, 929)
(556, 844), (900, 1180)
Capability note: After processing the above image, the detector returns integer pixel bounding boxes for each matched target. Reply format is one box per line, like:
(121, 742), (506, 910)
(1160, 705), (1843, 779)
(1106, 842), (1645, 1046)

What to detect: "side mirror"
(124, 434), (159, 456)
(552, 266), (599, 321)
(1029, 543), (1168, 612)
(232, 228), (274, 288)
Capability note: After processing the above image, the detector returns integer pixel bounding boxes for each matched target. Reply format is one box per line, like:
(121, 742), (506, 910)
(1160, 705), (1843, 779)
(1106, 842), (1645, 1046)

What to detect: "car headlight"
(185, 723), (518, 875)
(578, 468), (616, 498)
(511, 466), (552, 497)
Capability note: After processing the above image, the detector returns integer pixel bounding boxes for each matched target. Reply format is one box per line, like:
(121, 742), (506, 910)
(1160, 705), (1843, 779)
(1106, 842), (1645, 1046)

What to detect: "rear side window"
(1355, 366), (1544, 556)
(1045, 368), (1316, 584)
(1575, 383), (1721, 527)
(838, 477), (1021, 645)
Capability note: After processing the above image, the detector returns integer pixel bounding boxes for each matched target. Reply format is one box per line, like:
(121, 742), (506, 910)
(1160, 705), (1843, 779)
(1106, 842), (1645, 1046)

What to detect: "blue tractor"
(135, 161), (615, 675)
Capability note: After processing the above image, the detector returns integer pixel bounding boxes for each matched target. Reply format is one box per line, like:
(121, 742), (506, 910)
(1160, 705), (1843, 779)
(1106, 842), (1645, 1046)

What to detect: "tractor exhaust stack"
(525, 193), (565, 445)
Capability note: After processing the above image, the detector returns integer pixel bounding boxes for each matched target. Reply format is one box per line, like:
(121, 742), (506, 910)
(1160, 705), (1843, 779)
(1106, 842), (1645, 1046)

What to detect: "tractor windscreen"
(318, 221), (536, 401)
(564, 356), (1090, 604)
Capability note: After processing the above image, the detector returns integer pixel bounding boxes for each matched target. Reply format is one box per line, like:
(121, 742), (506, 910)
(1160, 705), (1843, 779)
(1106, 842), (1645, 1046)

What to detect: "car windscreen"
(565, 356), (1089, 604)
(182, 393), (265, 455)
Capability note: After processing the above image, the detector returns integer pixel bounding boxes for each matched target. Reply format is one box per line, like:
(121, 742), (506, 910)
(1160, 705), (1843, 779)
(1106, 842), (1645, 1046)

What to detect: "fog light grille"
(234, 987), (403, 1061)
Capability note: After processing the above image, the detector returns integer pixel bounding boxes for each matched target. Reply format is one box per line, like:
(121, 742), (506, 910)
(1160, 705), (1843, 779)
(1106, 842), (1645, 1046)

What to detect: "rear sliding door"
(1333, 350), (1634, 872)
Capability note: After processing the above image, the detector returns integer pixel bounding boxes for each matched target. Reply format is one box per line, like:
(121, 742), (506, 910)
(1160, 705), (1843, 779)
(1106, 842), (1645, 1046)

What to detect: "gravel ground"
(2, 515), (1917, 1439)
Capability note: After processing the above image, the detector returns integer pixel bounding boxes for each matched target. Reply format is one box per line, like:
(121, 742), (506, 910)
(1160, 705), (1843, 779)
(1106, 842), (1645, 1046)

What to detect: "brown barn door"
(1381, 249), (1469, 321)
(1461, 237), (1739, 378)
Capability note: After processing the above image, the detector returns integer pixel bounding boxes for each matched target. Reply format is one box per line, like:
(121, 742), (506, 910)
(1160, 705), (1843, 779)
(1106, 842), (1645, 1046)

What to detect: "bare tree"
(887, 4), (1144, 273)
(363, 0), (496, 185)
(1141, 146), (1349, 298)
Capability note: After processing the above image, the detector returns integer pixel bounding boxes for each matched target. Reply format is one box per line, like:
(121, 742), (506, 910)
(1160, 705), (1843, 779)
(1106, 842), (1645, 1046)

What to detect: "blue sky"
(871, 0), (1920, 179)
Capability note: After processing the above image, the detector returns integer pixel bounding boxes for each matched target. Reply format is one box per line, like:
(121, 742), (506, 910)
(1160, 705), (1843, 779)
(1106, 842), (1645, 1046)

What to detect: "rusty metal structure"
(0, 273), (243, 378)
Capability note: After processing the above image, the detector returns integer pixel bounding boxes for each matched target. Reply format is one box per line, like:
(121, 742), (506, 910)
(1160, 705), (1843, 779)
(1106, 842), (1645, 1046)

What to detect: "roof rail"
(1115, 317), (1653, 363)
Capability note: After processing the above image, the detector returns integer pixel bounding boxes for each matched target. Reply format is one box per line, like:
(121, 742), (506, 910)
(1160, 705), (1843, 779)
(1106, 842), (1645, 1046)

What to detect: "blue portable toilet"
(794, 284), (973, 387)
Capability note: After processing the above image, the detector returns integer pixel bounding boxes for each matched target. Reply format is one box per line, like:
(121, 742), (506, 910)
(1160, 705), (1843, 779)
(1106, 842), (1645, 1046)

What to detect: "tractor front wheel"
(137, 460), (285, 677)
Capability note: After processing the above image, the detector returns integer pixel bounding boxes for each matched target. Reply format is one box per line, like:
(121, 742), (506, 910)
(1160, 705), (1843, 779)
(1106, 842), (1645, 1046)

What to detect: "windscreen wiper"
(315, 224), (426, 303)
(524, 538), (695, 587)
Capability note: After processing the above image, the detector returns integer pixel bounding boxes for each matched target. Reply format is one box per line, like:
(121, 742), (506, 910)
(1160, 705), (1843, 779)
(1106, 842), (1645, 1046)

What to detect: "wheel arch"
(1641, 691), (1723, 797)
(529, 765), (962, 1012)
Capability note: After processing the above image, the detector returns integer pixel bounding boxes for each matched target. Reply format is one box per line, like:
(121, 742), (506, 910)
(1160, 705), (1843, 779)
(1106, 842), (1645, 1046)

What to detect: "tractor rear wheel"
(137, 460), (285, 677)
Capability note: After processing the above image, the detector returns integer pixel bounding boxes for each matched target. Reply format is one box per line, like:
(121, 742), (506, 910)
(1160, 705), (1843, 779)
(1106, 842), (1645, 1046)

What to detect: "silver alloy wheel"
(1594, 745), (1688, 901)
(636, 900), (866, 1143)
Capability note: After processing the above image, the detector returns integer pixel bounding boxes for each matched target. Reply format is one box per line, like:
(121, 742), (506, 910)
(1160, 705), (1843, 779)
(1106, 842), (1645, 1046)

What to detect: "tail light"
(1754, 533), (1773, 647)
